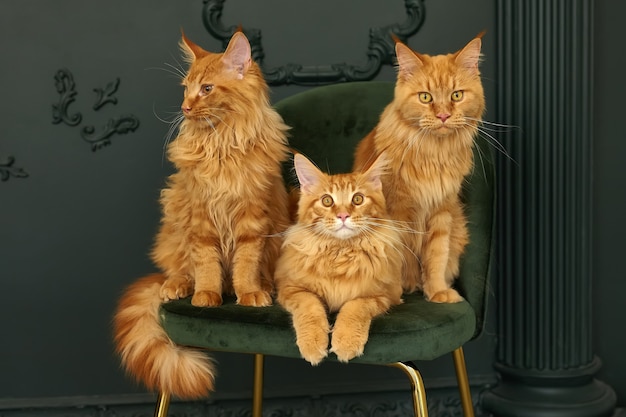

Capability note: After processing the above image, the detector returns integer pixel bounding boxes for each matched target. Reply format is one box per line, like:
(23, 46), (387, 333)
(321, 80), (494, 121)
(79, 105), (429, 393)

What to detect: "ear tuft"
(179, 30), (208, 63)
(362, 152), (389, 190)
(455, 33), (484, 75)
(222, 31), (252, 79)
(395, 42), (423, 81)
(294, 153), (323, 194)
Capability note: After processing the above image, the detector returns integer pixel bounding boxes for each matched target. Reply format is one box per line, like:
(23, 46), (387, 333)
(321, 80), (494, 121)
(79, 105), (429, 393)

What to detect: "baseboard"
(0, 381), (494, 417)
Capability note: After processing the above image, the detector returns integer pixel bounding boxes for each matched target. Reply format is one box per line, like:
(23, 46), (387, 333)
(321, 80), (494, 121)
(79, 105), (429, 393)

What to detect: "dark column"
(482, 1), (617, 416)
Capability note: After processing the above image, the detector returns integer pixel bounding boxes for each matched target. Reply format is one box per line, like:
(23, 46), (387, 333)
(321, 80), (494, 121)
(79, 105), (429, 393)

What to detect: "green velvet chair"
(155, 81), (496, 417)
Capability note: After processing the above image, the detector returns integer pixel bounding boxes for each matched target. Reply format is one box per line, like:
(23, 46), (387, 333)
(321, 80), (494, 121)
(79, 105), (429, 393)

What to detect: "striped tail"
(113, 273), (215, 399)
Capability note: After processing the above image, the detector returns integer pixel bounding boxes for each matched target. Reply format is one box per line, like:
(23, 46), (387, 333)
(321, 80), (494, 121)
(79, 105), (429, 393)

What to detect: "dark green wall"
(593, 0), (626, 405)
(4, 0), (622, 415)
(0, 0), (495, 406)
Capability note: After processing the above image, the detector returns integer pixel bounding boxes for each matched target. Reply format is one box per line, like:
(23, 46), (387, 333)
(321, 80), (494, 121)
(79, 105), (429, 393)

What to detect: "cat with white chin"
(276, 153), (405, 365)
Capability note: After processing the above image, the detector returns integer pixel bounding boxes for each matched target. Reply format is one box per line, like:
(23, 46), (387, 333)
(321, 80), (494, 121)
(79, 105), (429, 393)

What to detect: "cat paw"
(297, 332), (329, 366)
(330, 330), (366, 363)
(429, 289), (464, 303)
(299, 345), (328, 366)
(191, 291), (223, 307)
(160, 277), (194, 301)
(237, 291), (272, 307)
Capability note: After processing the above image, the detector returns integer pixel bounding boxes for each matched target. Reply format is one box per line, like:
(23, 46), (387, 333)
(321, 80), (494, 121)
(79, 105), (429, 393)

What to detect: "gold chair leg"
(452, 347), (475, 417)
(252, 353), (264, 417)
(390, 362), (429, 417)
(153, 392), (171, 417)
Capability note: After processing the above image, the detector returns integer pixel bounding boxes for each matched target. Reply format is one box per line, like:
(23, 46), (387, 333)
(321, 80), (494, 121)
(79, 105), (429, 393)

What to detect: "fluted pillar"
(482, 1), (617, 416)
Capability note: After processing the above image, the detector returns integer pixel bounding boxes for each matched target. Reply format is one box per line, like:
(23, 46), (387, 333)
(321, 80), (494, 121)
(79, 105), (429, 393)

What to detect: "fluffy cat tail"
(113, 273), (216, 399)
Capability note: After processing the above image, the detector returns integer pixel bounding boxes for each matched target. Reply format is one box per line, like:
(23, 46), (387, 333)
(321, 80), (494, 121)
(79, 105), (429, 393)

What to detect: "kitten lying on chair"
(113, 31), (290, 399)
(354, 33), (486, 303)
(276, 153), (404, 365)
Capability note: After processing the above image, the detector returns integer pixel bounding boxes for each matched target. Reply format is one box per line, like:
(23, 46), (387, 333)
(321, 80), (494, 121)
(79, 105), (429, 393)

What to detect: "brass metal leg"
(452, 347), (475, 417)
(389, 362), (429, 417)
(252, 353), (264, 417)
(153, 392), (171, 417)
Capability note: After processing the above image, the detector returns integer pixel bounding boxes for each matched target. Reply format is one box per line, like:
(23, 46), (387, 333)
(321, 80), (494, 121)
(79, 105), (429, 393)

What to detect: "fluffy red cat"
(354, 33), (485, 303)
(113, 31), (290, 399)
(276, 153), (403, 364)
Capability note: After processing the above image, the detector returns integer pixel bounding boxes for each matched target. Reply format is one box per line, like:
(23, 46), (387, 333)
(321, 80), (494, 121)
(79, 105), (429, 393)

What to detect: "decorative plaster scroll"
(201, 0), (425, 85)
(0, 156), (29, 182)
(81, 115), (140, 151)
(51, 68), (140, 151)
(52, 68), (82, 126)
(93, 77), (120, 110)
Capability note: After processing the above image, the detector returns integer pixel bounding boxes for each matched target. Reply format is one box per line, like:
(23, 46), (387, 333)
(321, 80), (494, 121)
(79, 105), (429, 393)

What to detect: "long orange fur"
(113, 32), (290, 399)
(276, 153), (403, 365)
(354, 34), (486, 303)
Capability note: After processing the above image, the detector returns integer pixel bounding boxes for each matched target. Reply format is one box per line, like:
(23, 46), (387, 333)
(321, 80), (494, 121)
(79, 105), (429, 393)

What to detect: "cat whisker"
(152, 104), (183, 124)
(468, 133), (488, 183)
(168, 53), (188, 77)
(465, 117), (519, 131)
(459, 120), (515, 163)
(360, 224), (420, 269)
(475, 125), (516, 164)
(161, 113), (185, 164)
(208, 112), (235, 133)
(366, 219), (426, 235)
(466, 120), (519, 171)
(204, 107), (235, 113)
(265, 221), (321, 238)
(272, 222), (318, 238)
(145, 64), (186, 80)
(472, 124), (511, 133)
(163, 62), (187, 79)
(203, 116), (218, 134)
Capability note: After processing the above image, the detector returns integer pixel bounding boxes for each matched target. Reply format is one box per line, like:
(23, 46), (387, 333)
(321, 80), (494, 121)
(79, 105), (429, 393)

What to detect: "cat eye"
(352, 193), (365, 206)
(199, 84), (214, 96)
(418, 92), (433, 104)
(321, 195), (334, 207)
(451, 90), (464, 102)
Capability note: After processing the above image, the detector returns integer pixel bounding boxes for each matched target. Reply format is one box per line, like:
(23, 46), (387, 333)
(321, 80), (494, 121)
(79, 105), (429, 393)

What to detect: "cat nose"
(337, 212), (350, 222)
(181, 105), (192, 114)
(437, 113), (451, 123)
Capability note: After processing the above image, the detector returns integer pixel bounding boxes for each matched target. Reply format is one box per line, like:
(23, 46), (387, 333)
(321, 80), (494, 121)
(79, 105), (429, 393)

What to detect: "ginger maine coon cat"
(276, 153), (403, 365)
(113, 31), (290, 399)
(354, 33), (485, 303)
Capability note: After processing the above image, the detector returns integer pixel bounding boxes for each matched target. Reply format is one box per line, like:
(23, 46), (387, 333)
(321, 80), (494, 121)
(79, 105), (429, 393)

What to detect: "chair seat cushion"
(159, 293), (476, 364)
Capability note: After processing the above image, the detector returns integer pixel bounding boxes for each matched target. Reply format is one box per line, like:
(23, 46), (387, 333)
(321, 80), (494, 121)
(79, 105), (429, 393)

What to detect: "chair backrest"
(274, 81), (495, 338)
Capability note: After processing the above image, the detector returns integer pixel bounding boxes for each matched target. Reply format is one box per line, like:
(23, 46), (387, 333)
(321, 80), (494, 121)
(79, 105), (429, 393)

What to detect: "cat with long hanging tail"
(354, 33), (486, 303)
(113, 31), (290, 399)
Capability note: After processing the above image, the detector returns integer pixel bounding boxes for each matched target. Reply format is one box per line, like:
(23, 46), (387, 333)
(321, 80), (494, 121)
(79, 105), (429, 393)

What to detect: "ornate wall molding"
(51, 68), (140, 151)
(81, 115), (140, 151)
(52, 68), (82, 127)
(201, 0), (425, 85)
(0, 156), (29, 182)
(93, 77), (120, 110)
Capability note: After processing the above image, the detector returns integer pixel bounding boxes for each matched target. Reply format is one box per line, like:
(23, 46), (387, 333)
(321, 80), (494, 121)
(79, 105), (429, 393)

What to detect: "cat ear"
(395, 42), (423, 80)
(294, 153), (323, 194)
(222, 31), (252, 79)
(362, 152), (389, 190)
(179, 31), (208, 63)
(455, 32), (484, 75)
